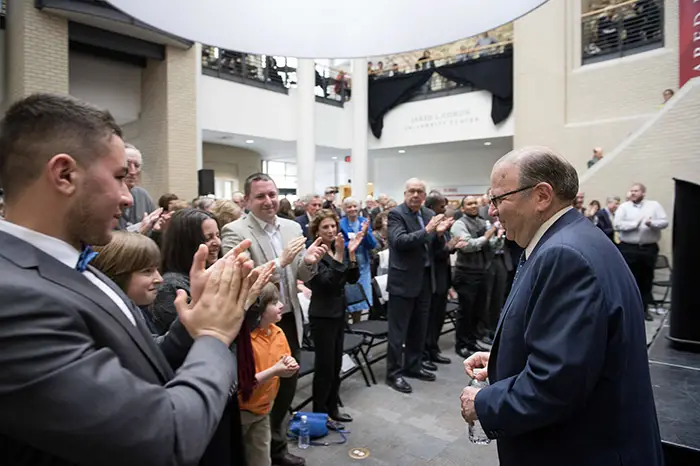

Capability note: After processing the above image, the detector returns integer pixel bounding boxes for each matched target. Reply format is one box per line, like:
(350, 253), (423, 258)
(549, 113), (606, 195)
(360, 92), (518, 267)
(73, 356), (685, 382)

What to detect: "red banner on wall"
(679, 0), (700, 88)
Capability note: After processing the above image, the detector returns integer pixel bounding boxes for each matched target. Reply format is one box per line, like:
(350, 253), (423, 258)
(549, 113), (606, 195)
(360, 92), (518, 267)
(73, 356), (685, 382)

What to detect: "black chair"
(341, 333), (372, 387)
(345, 283), (389, 385)
(442, 299), (459, 335)
(291, 327), (370, 412)
(652, 254), (672, 308)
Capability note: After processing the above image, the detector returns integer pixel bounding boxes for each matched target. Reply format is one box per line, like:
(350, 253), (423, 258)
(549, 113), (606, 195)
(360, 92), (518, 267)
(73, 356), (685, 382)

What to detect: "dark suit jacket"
(387, 203), (445, 298)
(595, 208), (615, 241)
(432, 214), (452, 295)
(295, 213), (313, 247)
(474, 209), (663, 466)
(306, 254), (360, 319)
(0, 231), (238, 466)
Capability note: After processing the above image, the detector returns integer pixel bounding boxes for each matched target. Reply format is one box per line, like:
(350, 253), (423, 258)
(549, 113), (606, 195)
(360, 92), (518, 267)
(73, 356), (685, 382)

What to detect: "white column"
(351, 58), (369, 201)
(296, 58), (316, 195)
(194, 43), (204, 171)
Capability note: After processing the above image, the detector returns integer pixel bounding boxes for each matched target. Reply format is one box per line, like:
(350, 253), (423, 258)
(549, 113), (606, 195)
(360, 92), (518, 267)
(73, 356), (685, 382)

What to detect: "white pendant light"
(106, 0), (547, 58)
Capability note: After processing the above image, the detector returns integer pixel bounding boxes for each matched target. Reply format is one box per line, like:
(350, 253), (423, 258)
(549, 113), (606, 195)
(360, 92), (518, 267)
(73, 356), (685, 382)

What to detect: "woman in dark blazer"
(306, 209), (364, 423)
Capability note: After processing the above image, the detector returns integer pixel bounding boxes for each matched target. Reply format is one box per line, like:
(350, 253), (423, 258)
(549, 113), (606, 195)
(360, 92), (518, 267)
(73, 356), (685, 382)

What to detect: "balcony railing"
(369, 40), (513, 100)
(201, 46), (351, 106)
(581, 0), (663, 65)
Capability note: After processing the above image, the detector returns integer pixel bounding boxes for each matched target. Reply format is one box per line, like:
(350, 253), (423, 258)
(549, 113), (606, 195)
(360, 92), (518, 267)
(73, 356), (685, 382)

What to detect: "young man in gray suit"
(0, 94), (261, 466)
(221, 173), (327, 466)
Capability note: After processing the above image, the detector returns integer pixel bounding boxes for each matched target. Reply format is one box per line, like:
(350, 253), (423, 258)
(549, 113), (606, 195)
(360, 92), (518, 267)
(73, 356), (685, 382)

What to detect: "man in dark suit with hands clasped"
(0, 94), (266, 466)
(460, 147), (662, 466)
(385, 178), (453, 394)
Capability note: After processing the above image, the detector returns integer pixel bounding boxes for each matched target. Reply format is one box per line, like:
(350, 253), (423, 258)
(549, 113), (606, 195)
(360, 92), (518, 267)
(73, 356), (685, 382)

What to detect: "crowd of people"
(0, 93), (666, 466)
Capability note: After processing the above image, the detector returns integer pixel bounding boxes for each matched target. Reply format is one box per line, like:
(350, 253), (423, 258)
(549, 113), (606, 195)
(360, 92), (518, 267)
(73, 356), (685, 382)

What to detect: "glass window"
(581, 0), (664, 65)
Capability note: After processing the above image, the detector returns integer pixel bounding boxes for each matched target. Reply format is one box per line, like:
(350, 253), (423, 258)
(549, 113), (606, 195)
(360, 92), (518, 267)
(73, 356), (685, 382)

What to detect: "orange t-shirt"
(239, 323), (291, 415)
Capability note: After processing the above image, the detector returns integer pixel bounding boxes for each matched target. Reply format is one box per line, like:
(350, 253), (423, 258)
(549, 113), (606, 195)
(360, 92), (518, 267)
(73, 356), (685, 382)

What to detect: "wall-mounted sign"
(404, 110), (480, 132)
(679, 0), (700, 88)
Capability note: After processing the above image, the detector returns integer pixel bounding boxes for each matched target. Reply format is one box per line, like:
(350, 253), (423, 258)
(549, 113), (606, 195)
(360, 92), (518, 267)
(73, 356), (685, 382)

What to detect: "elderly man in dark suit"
(385, 178), (452, 393)
(595, 195), (620, 241)
(0, 94), (260, 466)
(462, 146), (662, 466)
(295, 194), (323, 247)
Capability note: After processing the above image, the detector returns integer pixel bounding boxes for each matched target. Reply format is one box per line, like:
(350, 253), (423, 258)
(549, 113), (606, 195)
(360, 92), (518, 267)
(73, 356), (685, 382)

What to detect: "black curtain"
(434, 50), (513, 126)
(669, 178), (700, 347)
(368, 69), (432, 138)
(367, 50), (513, 139)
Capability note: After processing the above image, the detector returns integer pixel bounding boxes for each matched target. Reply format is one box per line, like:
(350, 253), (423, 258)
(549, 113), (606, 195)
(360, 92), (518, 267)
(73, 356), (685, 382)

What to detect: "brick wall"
(514, 0), (679, 171)
(138, 46), (199, 202)
(579, 78), (700, 258)
(6, 0), (69, 107)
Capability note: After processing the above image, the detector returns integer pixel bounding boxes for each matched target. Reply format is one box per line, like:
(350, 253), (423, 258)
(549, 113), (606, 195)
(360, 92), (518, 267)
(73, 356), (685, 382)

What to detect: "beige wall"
(6, 0), (69, 107)
(126, 46), (200, 202)
(202, 143), (262, 190)
(514, 0), (679, 171)
(579, 78), (700, 258)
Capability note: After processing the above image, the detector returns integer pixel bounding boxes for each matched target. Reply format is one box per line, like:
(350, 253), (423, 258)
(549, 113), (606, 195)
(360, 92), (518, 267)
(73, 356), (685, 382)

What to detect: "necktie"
(76, 245), (98, 272)
(415, 212), (425, 229)
(512, 252), (526, 283)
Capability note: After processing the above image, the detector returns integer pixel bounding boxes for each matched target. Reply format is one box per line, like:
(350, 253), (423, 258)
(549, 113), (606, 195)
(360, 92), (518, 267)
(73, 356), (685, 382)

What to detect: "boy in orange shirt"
(240, 283), (299, 466)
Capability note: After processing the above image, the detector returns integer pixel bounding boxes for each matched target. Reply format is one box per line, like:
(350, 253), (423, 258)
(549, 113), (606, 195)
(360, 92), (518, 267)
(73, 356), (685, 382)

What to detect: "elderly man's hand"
(460, 386), (480, 424)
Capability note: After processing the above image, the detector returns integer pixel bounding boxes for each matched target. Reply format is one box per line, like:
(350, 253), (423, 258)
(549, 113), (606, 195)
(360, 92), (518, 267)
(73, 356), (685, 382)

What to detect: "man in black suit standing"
(423, 192), (455, 368)
(595, 196), (620, 242)
(0, 94), (261, 466)
(386, 178), (452, 393)
(295, 194), (323, 247)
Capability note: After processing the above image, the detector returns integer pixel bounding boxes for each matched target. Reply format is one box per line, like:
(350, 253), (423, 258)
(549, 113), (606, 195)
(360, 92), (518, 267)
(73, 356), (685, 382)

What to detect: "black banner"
(368, 51), (513, 139)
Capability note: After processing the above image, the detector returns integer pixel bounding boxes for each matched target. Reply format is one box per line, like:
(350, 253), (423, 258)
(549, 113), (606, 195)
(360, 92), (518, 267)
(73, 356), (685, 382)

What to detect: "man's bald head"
(494, 146), (579, 206)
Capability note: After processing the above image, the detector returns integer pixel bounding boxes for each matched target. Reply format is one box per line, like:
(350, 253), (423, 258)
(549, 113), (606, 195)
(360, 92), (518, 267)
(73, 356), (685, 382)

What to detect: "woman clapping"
(306, 209), (364, 423)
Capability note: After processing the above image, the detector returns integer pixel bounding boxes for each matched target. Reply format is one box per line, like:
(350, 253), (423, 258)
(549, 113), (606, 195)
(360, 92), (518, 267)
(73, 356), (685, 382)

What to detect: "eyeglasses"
(489, 185), (536, 208)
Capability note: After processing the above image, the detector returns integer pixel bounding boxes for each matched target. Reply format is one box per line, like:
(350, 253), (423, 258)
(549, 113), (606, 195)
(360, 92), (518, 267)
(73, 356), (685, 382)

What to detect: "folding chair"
(344, 283), (388, 385)
(652, 254), (672, 308)
(442, 298), (459, 335)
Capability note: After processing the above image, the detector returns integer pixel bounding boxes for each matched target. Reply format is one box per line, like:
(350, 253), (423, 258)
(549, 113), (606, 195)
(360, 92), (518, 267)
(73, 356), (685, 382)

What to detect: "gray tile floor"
(287, 308), (666, 466)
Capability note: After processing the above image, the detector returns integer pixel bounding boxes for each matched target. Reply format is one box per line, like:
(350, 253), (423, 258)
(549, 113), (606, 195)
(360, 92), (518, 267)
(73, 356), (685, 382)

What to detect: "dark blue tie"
(415, 212), (425, 229)
(513, 252), (526, 283)
(76, 245), (98, 272)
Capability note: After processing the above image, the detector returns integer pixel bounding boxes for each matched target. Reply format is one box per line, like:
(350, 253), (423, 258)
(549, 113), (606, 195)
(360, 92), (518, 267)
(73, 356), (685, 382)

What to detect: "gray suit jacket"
(221, 214), (316, 345)
(0, 231), (237, 466)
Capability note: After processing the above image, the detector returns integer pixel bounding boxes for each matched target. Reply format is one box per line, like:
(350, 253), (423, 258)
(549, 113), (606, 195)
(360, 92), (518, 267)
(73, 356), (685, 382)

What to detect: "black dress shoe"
(456, 347), (471, 359)
(480, 336), (494, 346)
(422, 360), (438, 371)
(467, 341), (491, 352)
(431, 353), (452, 364)
(645, 310), (654, 321)
(404, 369), (436, 382)
(329, 410), (353, 423)
(271, 452), (306, 466)
(387, 376), (412, 393)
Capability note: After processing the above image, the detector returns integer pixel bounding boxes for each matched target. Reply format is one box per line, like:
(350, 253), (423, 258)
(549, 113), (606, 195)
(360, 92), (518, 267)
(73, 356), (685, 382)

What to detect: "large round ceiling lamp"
(106, 0), (548, 58)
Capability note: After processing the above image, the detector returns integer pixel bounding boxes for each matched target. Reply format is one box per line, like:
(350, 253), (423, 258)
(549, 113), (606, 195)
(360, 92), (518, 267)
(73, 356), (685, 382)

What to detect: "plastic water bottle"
(298, 415), (310, 450)
(468, 369), (491, 445)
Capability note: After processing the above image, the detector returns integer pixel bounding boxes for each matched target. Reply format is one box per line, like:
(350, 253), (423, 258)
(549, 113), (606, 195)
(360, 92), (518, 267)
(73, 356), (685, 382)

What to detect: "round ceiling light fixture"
(106, 0), (548, 58)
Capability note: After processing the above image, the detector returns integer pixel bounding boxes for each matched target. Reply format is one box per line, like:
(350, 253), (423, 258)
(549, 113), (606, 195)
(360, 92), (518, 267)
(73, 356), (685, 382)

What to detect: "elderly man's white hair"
(301, 193), (321, 204)
(124, 142), (143, 164)
(404, 177), (427, 191)
(342, 196), (359, 207)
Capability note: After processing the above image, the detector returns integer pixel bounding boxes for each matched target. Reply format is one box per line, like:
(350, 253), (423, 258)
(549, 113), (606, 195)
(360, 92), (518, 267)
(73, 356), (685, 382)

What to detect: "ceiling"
(202, 129), (513, 162)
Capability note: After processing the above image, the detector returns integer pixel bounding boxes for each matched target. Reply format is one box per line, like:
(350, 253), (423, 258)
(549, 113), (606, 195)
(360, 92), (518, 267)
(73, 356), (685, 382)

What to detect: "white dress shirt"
(249, 213), (289, 308)
(0, 220), (136, 325)
(613, 199), (668, 245)
(525, 207), (572, 260)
